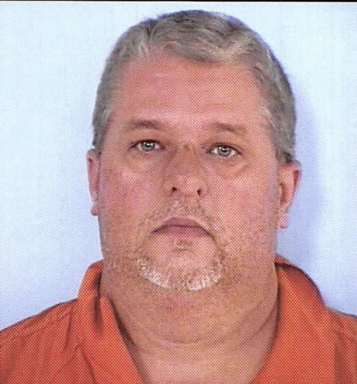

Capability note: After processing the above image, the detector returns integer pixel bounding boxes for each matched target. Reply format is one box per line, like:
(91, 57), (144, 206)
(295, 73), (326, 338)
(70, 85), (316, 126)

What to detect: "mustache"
(139, 198), (228, 247)
(143, 198), (210, 227)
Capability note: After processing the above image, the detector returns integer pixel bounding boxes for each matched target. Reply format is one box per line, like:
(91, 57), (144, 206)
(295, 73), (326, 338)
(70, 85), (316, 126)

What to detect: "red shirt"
(1, 256), (356, 383)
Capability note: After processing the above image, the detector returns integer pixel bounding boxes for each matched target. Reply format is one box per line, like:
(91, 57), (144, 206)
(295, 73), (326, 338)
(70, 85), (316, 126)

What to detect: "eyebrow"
(121, 119), (162, 132)
(205, 122), (248, 136)
(121, 119), (248, 137)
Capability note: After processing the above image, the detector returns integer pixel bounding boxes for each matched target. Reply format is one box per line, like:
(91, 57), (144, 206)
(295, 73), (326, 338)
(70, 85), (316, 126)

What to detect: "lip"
(153, 217), (210, 237)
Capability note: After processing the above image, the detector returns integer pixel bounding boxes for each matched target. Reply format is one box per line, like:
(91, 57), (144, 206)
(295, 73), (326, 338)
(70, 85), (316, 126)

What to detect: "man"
(1, 10), (356, 384)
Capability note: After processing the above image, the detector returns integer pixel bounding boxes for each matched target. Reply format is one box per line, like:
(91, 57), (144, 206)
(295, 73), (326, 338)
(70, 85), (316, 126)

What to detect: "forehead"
(109, 54), (269, 138)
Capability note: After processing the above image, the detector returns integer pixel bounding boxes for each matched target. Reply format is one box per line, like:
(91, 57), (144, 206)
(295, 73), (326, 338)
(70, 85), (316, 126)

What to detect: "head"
(87, 10), (300, 337)
(92, 10), (296, 164)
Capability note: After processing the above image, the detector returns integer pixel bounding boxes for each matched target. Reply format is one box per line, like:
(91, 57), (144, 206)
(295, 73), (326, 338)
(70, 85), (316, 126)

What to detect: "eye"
(135, 140), (162, 152)
(209, 144), (238, 157)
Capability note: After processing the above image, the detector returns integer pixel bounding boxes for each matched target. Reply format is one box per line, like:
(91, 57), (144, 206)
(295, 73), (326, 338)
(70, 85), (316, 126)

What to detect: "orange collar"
(77, 257), (336, 383)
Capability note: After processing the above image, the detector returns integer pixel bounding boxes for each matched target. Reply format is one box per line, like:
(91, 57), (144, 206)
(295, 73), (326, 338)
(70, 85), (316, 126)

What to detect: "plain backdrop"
(1, 2), (356, 329)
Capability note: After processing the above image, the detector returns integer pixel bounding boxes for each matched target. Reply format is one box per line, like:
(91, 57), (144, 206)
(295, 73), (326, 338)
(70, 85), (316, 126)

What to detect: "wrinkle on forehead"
(105, 54), (272, 149)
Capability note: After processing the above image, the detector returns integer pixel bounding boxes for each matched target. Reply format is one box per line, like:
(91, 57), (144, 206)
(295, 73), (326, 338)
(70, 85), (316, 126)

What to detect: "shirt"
(1, 256), (356, 383)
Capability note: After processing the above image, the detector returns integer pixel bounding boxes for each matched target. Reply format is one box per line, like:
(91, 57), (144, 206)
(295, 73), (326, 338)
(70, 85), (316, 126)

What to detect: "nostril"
(170, 186), (203, 196)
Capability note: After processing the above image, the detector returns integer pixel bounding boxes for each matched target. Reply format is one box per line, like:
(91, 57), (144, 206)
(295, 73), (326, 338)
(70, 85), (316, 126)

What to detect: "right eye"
(134, 140), (162, 152)
(209, 144), (238, 158)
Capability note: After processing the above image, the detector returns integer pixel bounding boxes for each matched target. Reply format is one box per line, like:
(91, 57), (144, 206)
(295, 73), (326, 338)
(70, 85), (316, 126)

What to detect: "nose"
(163, 144), (208, 198)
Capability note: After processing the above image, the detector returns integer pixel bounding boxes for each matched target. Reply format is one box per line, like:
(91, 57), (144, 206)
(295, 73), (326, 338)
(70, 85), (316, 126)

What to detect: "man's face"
(88, 54), (298, 300)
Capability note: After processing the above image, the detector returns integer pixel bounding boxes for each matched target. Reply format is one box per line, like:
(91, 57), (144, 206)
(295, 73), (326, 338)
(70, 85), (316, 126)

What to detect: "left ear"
(86, 149), (100, 216)
(277, 161), (301, 228)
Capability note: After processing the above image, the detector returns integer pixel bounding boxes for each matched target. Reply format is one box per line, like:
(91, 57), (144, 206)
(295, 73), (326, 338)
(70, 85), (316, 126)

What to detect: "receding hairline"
(92, 10), (296, 163)
(99, 56), (275, 158)
(106, 50), (274, 127)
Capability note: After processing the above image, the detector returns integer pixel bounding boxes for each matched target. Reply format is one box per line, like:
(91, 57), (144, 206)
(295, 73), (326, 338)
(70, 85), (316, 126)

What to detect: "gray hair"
(92, 10), (296, 163)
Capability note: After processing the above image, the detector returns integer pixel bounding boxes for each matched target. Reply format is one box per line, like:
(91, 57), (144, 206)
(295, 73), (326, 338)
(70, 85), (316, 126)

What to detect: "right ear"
(86, 149), (100, 216)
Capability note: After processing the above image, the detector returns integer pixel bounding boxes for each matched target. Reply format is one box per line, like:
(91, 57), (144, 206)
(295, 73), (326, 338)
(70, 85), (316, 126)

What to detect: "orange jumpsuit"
(1, 256), (356, 383)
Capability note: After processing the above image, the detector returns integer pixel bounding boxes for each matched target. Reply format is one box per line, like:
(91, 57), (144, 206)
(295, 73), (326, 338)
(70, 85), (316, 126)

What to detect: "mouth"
(153, 217), (210, 238)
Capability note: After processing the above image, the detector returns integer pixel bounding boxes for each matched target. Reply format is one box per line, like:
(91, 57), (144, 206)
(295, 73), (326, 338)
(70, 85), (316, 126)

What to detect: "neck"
(127, 298), (277, 383)
(101, 266), (278, 383)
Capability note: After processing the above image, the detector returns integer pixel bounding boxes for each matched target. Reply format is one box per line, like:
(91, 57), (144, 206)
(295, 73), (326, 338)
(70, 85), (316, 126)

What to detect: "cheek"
(212, 177), (279, 284)
(99, 165), (156, 221)
(98, 165), (161, 260)
(214, 174), (280, 236)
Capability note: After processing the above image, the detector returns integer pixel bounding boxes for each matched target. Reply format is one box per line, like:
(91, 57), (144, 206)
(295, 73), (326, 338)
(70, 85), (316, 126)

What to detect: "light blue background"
(1, 2), (356, 329)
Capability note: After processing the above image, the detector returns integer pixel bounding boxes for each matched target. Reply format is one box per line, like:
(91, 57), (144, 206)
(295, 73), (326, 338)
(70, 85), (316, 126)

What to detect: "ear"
(277, 161), (301, 228)
(86, 149), (100, 216)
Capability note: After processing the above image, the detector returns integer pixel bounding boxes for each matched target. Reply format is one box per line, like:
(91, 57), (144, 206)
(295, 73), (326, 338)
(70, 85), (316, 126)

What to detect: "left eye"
(135, 140), (161, 152)
(210, 144), (237, 157)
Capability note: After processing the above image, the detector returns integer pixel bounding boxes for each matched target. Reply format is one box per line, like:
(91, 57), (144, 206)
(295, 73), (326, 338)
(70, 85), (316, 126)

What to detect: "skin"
(87, 53), (300, 383)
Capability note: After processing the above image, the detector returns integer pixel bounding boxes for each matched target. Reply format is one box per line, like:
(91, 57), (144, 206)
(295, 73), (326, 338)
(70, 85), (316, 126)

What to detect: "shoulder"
(275, 255), (357, 329)
(1, 300), (77, 341)
(275, 255), (357, 373)
(327, 309), (357, 378)
(0, 300), (81, 383)
(329, 308), (357, 345)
